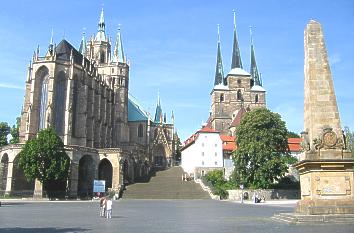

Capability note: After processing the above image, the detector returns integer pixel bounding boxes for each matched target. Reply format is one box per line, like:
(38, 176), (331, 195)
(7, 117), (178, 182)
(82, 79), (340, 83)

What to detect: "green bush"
(203, 170), (236, 199)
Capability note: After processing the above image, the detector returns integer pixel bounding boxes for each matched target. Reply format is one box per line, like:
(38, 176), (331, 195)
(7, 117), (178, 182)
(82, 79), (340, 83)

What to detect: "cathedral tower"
(209, 13), (266, 135)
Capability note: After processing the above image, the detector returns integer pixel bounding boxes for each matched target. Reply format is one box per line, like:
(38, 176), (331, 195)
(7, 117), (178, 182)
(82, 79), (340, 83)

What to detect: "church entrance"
(153, 145), (166, 167)
(78, 155), (95, 199)
(0, 154), (9, 195)
(98, 158), (112, 192)
(11, 154), (34, 197)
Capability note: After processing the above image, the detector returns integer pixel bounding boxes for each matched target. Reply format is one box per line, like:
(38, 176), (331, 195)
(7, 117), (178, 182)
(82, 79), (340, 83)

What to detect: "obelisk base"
(294, 159), (354, 215)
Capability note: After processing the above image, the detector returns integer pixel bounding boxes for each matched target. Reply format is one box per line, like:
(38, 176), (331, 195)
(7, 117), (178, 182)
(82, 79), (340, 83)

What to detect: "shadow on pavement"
(0, 227), (89, 233)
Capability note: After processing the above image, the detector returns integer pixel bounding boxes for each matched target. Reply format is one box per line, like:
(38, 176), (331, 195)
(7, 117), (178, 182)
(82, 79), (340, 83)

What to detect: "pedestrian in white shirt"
(106, 198), (113, 219)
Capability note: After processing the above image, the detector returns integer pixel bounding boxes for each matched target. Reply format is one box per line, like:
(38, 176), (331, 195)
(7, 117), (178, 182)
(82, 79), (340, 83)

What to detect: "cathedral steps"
(122, 166), (210, 199)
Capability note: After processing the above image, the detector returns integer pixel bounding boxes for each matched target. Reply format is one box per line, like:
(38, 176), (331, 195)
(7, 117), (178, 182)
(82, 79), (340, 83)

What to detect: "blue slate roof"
(128, 94), (149, 122)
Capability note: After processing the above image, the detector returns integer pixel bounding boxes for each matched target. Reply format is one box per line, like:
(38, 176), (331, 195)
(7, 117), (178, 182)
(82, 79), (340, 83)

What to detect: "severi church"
(0, 9), (176, 198)
(206, 12), (266, 136)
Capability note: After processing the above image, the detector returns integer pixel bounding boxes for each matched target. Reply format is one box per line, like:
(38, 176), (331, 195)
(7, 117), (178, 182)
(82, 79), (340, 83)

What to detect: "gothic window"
(54, 71), (67, 136)
(237, 90), (242, 100)
(250, 79), (254, 87)
(39, 75), (50, 130)
(72, 77), (79, 137)
(255, 94), (259, 103)
(220, 93), (224, 102)
(100, 51), (105, 63)
(138, 124), (143, 138)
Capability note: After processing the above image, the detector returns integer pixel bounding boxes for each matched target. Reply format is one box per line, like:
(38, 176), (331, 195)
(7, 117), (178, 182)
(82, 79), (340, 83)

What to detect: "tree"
(10, 117), (20, 144)
(0, 122), (10, 147)
(174, 133), (182, 162)
(18, 128), (70, 197)
(287, 131), (300, 138)
(231, 108), (292, 189)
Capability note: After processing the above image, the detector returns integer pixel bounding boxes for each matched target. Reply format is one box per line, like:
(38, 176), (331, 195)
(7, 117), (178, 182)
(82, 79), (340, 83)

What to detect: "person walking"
(100, 196), (106, 217)
(106, 198), (113, 219)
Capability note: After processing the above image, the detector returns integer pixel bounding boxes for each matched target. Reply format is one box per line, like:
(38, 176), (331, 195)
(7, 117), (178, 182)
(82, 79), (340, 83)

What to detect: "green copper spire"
(113, 26), (125, 63)
(154, 92), (163, 123)
(214, 24), (224, 86)
(250, 27), (262, 86)
(95, 8), (107, 41)
(231, 10), (243, 69)
(79, 30), (87, 55)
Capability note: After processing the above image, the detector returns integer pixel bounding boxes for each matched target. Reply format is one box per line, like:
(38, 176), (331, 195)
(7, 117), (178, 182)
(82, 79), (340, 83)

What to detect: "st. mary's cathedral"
(0, 9), (176, 198)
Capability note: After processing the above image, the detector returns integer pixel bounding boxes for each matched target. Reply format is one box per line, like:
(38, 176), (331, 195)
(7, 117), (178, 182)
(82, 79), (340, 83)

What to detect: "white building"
(181, 127), (224, 178)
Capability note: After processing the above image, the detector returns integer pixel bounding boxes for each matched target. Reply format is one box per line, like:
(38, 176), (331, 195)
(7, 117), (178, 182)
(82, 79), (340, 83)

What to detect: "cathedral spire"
(113, 26), (126, 63)
(214, 24), (224, 86)
(95, 8), (107, 41)
(79, 29), (87, 55)
(250, 27), (262, 86)
(231, 10), (243, 69)
(154, 92), (163, 123)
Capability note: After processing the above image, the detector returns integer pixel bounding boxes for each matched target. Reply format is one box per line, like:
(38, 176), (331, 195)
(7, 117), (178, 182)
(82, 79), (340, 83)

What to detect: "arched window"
(237, 90), (242, 100)
(100, 51), (105, 63)
(39, 75), (50, 130)
(255, 94), (259, 103)
(72, 77), (79, 136)
(54, 72), (67, 136)
(220, 93), (224, 102)
(237, 79), (241, 85)
(138, 124), (143, 138)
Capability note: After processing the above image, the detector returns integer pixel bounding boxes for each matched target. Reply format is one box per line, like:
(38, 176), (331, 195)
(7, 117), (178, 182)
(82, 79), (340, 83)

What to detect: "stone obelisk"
(295, 20), (354, 215)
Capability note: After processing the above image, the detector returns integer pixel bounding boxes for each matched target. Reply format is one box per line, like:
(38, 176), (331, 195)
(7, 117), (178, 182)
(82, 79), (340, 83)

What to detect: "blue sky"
(0, 0), (353, 141)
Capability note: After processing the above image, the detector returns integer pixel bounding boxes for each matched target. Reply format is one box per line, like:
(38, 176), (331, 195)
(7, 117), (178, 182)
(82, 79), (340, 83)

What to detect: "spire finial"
(249, 26), (253, 44)
(217, 24), (220, 42)
(50, 28), (54, 45)
(233, 9), (236, 26)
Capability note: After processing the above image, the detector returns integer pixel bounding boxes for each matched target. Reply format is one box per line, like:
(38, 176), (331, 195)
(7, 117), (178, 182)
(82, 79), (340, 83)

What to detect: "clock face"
(323, 131), (337, 147)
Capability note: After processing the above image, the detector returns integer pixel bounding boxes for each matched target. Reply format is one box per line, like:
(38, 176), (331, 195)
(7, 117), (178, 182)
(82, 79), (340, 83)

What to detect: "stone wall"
(227, 189), (300, 201)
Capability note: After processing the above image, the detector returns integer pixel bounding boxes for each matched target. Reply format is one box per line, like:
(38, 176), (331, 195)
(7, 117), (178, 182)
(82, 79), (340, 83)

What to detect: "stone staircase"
(122, 167), (210, 199)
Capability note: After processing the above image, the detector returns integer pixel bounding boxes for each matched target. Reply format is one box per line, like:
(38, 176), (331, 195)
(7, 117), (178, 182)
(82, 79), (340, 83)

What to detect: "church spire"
(154, 92), (163, 123)
(250, 27), (262, 86)
(95, 8), (107, 41)
(231, 10), (243, 69)
(214, 24), (224, 86)
(79, 30), (87, 55)
(113, 26), (126, 63)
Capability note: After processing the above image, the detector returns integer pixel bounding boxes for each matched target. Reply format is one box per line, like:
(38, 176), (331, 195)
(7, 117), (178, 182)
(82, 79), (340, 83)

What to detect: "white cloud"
(0, 83), (25, 90)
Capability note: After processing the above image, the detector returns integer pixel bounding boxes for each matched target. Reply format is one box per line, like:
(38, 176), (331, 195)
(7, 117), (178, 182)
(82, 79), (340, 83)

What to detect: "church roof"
(56, 39), (85, 64)
(251, 85), (266, 92)
(213, 84), (229, 91)
(128, 94), (149, 122)
(227, 68), (250, 76)
(230, 107), (247, 128)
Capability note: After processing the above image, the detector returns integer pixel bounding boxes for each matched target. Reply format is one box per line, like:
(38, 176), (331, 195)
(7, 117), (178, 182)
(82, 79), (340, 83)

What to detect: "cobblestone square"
(1, 200), (353, 233)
